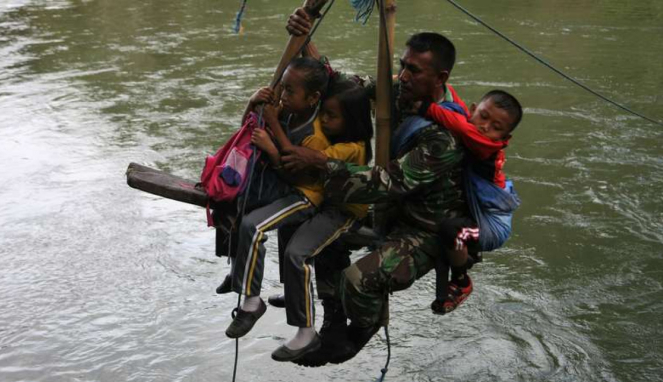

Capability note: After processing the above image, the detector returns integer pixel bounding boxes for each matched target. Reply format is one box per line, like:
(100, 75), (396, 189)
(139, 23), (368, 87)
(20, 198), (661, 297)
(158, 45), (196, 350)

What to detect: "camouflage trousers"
(339, 223), (443, 327)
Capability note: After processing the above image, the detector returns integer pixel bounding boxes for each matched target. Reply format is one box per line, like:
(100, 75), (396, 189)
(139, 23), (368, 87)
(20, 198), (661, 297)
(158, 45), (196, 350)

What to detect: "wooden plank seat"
(125, 162), (381, 247)
(126, 162), (208, 207)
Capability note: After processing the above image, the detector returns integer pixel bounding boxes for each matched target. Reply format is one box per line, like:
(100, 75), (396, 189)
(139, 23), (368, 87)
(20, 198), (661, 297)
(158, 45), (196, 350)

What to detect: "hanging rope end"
(372, 325), (391, 382)
(375, 368), (388, 382)
(233, 0), (248, 34)
(350, 0), (376, 24)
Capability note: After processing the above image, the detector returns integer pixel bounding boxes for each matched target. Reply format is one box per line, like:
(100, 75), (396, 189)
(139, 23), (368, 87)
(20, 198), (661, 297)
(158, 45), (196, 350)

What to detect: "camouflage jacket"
(324, 123), (467, 233)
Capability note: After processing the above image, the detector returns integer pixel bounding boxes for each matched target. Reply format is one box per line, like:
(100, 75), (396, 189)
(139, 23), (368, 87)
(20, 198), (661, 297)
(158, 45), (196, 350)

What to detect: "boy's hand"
(286, 8), (312, 36)
(251, 129), (276, 154)
(249, 87), (275, 107)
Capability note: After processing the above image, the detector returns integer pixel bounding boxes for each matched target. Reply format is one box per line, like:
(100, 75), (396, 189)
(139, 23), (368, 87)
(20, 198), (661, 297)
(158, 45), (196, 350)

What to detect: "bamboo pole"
(374, 1), (396, 167)
(269, 0), (329, 88)
(374, 0), (396, 232)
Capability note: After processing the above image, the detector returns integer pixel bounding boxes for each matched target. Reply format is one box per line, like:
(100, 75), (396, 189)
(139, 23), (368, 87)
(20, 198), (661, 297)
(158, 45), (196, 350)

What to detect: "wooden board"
(125, 162), (381, 246)
(126, 162), (209, 207)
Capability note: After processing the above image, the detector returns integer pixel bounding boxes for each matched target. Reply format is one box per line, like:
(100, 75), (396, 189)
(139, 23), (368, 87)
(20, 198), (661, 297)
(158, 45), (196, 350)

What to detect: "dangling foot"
(267, 293), (286, 308)
(303, 321), (380, 365)
(345, 321), (381, 358)
(287, 327), (317, 350)
(431, 275), (473, 315)
(215, 274), (232, 294)
(271, 328), (321, 362)
(225, 297), (266, 338)
(292, 299), (353, 367)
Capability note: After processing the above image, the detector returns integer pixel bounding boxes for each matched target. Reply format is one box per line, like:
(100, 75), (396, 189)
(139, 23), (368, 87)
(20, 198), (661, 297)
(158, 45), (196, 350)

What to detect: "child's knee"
(239, 215), (258, 234)
(284, 244), (307, 265)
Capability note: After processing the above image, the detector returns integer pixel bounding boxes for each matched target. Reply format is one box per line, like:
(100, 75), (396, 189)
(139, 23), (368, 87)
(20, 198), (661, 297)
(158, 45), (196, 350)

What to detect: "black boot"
(215, 274), (232, 294)
(320, 298), (347, 335)
(292, 299), (353, 367)
(347, 321), (381, 356)
(267, 293), (286, 308)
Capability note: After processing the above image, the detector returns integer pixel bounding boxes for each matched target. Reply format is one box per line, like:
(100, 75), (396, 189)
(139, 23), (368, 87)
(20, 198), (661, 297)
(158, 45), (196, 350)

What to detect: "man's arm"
(281, 146), (327, 172)
(324, 127), (461, 204)
(281, 141), (364, 172)
(286, 8), (312, 36)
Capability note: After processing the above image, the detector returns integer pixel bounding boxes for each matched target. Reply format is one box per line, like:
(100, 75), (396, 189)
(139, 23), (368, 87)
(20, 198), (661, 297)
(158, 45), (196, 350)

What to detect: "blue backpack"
(464, 167), (520, 251)
(391, 102), (521, 252)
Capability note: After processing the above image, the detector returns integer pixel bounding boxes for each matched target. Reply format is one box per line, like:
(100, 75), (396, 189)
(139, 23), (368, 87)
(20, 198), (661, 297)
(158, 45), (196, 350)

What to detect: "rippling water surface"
(1, 1), (662, 381)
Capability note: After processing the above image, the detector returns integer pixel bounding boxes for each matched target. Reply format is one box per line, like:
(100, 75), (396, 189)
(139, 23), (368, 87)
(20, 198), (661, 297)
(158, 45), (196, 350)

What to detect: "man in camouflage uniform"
(285, 9), (469, 363)
(320, 32), (469, 359)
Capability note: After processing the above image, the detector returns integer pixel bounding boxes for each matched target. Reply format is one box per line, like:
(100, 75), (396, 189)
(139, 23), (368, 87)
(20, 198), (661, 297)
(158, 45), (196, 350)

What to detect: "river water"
(1, 1), (662, 381)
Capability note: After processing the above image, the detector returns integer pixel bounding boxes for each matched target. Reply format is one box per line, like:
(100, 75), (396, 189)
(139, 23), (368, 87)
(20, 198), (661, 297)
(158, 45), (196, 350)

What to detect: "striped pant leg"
(283, 209), (355, 328)
(231, 194), (315, 297)
(314, 238), (352, 301)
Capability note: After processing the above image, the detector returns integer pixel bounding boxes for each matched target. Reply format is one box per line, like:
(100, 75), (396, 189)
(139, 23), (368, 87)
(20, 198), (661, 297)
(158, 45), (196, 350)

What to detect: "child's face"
(320, 96), (345, 138)
(280, 68), (318, 115)
(469, 98), (515, 141)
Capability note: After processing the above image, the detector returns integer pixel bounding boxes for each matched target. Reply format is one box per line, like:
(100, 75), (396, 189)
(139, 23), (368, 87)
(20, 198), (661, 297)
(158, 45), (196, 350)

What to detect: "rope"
(350, 0), (376, 24)
(230, 293), (241, 382)
(233, 0), (248, 34)
(305, 0), (336, 48)
(375, 4), (393, 379)
(269, 0), (337, 91)
(445, 0), (663, 127)
(376, 326), (391, 382)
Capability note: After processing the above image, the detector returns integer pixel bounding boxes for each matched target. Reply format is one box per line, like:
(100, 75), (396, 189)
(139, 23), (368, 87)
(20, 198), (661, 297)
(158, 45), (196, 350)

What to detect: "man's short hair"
(405, 32), (456, 73)
(482, 90), (523, 131)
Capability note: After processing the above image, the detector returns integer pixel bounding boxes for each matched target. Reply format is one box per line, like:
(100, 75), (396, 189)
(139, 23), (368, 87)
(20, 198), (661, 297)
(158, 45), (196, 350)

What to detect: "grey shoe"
(292, 298), (349, 367)
(271, 333), (321, 362)
(225, 298), (266, 338)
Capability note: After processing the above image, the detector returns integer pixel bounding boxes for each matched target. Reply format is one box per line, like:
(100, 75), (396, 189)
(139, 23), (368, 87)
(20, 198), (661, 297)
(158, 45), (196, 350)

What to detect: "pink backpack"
(200, 112), (263, 226)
